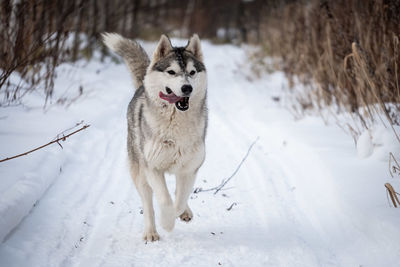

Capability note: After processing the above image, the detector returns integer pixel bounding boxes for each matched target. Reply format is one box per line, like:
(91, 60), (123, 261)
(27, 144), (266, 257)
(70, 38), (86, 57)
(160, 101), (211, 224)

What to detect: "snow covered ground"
(1, 40), (400, 267)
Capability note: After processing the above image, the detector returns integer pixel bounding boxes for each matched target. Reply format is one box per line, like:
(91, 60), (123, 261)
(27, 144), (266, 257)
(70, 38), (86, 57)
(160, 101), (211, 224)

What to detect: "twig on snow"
(0, 124), (90, 163)
(194, 137), (259, 195)
(226, 202), (237, 211)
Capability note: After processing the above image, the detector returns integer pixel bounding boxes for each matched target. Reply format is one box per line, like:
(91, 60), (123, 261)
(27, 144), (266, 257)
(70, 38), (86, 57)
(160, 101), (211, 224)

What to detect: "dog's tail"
(102, 32), (149, 89)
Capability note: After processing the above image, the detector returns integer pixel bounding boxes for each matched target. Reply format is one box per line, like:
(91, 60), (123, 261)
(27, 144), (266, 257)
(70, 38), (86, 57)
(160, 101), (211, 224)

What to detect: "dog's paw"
(143, 231), (160, 242)
(160, 205), (175, 232)
(179, 207), (193, 222)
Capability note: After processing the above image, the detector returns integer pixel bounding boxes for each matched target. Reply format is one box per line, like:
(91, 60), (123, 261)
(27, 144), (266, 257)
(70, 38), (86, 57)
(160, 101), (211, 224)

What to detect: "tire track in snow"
(59, 129), (130, 266)
(46, 127), (128, 266)
(208, 90), (340, 265)
(74, 138), (141, 267)
(241, 147), (338, 266)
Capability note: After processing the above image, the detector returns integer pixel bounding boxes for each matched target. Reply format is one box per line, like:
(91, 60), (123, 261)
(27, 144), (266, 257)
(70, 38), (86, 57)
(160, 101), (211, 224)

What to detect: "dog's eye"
(167, 70), (176, 75)
(190, 70), (196, 76)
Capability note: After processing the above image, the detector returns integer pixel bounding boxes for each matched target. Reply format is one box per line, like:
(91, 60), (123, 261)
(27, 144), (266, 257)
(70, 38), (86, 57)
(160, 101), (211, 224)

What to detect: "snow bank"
(357, 126), (400, 160)
(0, 151), (64, 242)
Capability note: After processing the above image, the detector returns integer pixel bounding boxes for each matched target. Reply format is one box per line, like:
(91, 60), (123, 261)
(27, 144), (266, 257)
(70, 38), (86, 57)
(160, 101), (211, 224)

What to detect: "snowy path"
(1, 42), (400, 266)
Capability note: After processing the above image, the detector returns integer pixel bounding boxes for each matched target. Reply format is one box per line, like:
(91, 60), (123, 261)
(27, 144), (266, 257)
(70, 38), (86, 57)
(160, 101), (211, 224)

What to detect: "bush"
(259, 0), (400, 137)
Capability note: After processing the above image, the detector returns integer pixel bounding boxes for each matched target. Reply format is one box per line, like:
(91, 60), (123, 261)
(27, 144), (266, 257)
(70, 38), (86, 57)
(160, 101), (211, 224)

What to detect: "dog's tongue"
(159, 91), (183, 104)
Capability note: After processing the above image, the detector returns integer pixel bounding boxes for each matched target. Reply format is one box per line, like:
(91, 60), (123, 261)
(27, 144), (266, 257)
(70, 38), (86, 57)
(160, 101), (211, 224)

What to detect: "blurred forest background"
(0, 0), (399, 137)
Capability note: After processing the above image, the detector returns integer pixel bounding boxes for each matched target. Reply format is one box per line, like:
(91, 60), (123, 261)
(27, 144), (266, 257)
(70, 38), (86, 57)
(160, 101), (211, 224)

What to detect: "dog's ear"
(186, 34), (203, 61)
(153, 35), (172, 61)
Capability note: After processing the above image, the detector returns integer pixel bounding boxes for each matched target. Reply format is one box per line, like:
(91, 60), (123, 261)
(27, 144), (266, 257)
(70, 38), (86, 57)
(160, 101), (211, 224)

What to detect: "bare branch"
(194, 137), (259, 195)
(0, 124), (90, 163)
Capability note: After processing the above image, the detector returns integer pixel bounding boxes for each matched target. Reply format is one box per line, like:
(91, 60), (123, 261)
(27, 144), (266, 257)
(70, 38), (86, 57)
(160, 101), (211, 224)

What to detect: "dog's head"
(144, 34), (206, 112)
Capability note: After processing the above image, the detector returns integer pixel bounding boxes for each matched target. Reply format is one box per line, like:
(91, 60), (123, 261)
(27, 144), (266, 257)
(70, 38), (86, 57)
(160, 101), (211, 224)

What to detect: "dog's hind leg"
(130, 164), (159, 241)
(144, 168), (175, 232)
(175, 171), (196, 222)
(178, 204), (193, 222)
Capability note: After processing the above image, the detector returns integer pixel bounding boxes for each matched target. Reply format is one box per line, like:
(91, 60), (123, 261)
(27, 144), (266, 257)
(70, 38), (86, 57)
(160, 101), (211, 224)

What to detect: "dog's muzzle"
(159, 87), (190, 111)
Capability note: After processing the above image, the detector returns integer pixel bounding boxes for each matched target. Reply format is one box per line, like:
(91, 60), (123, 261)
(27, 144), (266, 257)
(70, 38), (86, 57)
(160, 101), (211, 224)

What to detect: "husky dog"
(102, 33), (207, 241)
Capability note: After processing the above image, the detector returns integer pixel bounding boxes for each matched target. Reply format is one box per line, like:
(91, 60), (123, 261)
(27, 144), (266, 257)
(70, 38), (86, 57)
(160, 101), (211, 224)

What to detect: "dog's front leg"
(137, 180), (159, 241)
(144, 168), (175, 232)
(175, 171), (197, 222)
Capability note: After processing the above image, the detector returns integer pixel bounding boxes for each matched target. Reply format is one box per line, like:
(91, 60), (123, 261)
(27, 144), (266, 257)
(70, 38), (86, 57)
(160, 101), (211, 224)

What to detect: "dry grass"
(259, 0), (400, 138)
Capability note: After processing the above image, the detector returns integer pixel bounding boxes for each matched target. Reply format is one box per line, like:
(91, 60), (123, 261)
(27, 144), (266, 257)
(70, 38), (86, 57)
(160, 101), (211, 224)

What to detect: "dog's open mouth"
(159, 88), (190, 111)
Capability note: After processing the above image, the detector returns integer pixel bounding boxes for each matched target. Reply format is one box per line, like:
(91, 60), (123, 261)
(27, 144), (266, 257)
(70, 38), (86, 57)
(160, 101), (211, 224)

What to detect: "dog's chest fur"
(142, 105), (205, 173)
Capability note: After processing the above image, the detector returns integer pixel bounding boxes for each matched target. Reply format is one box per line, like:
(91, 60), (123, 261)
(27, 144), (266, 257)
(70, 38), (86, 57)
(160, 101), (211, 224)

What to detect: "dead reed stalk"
(385, 183), (400, 207)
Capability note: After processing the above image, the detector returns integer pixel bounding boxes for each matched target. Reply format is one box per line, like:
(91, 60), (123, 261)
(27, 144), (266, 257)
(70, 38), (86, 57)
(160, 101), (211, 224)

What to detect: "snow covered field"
(1, 40), (399, 266)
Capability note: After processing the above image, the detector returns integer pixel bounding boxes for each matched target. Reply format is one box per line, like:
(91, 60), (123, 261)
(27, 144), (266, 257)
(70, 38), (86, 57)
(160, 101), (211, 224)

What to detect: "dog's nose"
(181, 84), (193, 95)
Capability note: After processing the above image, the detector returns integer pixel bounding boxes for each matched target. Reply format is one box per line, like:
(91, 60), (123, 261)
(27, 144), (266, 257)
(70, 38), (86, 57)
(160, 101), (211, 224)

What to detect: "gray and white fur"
(102, 33), (207, 241)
